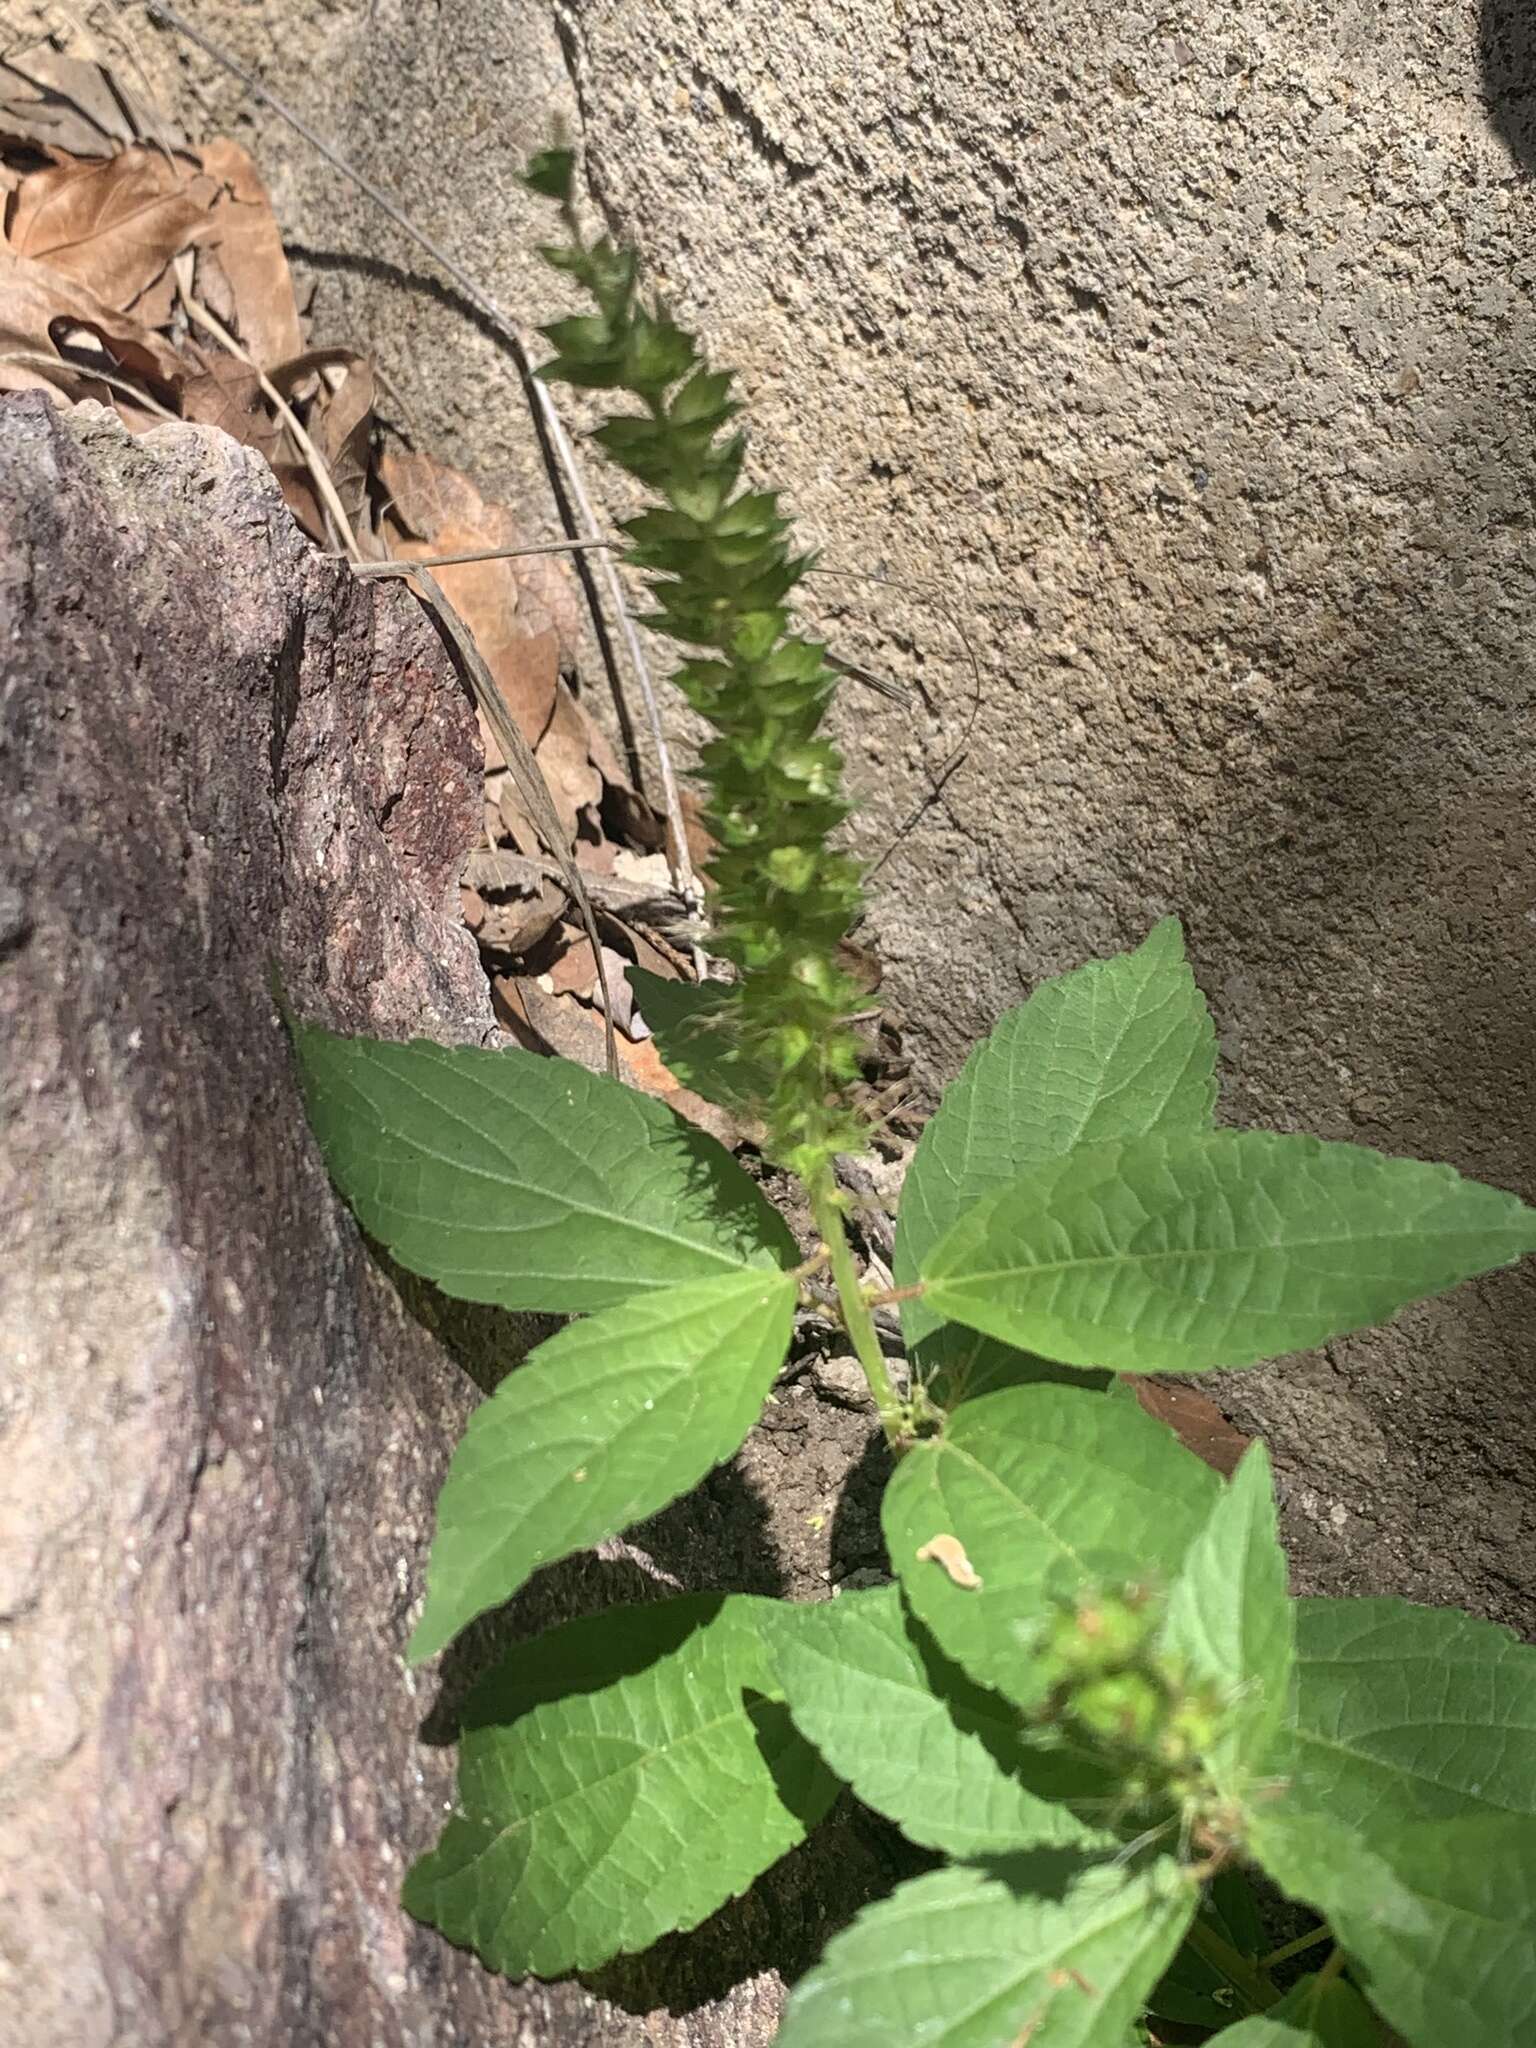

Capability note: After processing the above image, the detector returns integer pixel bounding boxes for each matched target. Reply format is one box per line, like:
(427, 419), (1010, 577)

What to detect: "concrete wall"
(138, 0), (1536, 1627)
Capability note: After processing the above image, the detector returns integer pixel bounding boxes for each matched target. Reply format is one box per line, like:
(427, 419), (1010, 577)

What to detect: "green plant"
(293, 152), (1536, 2048)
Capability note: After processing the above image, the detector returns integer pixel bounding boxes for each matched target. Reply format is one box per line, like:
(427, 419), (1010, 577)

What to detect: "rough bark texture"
(0, 395), (901, 2048)
(134, 0), (1536, 1645)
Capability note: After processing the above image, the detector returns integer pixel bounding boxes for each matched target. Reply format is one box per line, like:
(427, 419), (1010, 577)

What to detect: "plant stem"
(1260, 1922), (1333, 1971)
(1183, 1917), (1280, 2014)
(1312, 1944), (1347, 1990)
(810, 1177), (906, 1443)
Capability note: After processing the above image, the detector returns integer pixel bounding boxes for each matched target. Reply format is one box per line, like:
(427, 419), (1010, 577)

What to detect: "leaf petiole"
(1259, 1920), (1334, 1971)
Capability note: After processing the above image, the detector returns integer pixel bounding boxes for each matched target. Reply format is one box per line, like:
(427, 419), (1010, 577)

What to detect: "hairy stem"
(1183, 1916), (1280, 2014)
(810, 1177), (906, 1443)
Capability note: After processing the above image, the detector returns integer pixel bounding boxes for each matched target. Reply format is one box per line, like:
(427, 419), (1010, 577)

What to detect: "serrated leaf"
(776, 1856), (1197, 2048)
(1159, 1444), (1293, 1794)
(626, 966), (775, 1113)
(409, 1269), (796, 1662)
(1250, 1810), (1536, 2048)
(896, 919), (1216, 1353)
(404, 1594), (835, 1974)
(922, 1130), (1536, 1375)
(774, 1583), (1107, 1858)
(1277, 1596), (1536, 1841)
(293, 1027), (793, 1311)
(1246, 1602), (1536, 2047)
(884, 1385), (1220, 1708)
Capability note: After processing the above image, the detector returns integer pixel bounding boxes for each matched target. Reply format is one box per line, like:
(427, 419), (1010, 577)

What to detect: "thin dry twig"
(143, 1), (696, 906)
(0, 348), (181, 419)
(351, 543), (910, 704)
(368, 560), (619, 1078)
(347, 536), (620, 576)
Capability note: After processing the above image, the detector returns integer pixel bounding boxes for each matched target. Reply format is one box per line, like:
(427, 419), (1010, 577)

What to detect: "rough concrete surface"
(129, 0), (1536, 1641)
(0, 392), (915, 2048)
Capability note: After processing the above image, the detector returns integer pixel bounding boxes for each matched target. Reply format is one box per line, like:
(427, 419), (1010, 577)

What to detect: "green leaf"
(403, 1594), (836, 1974)
(1278, 1596), (1536, 1841)
(919, 1328), (1131, 1412)
(1267, 1972), (1383, 2046)
(774, 1583), (1107, 1858)
(1147, 1871), (1270, 2029)
(1250, 1810), (1536, 2048)
(292, 1027), (794, 1311)
(625, 967), (776, 1113)
(523, 147), (576, 201)
(776, 1856), (1197, 2048)
(883, 1385), (1220, 1708)
(922, 1129), (1536, 1375)
(1203, 1969), (1382, 2048)
(1200, 2022), (1316, 2048)
(408, 1269), (796, 1663)
(1159, 1443), (1294, 1795)
(1245, 1602), (1536, 2047)
(895, 919), (1216, 1351)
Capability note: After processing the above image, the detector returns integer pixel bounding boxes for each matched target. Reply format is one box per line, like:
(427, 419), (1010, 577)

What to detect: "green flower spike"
(523, 147), (871, 1186)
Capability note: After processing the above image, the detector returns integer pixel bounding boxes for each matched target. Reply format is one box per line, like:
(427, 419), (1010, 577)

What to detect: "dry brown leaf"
(1130, 1380), (1252, 1480)
(178, 345), (280, 463)
(611, 848), (677, 894)
(376, 448), (662, 864)
(449, 593), (558, 759)
(614, 1032), (745, 1148)
(0, 245), (185, 418)
(379, 448), (583, 659)
(534, 676), (604, 842)
(126, 261), (178, 330)
(575, 832), (618, 876)
(472, 876), (565, 955)
(494, 972), (604, 1069)
(611, 917), (684, 984)
(543, 929), (598, 1000)
(6, 146), (218, 314)
(0, 45), (166, 158)
(494, 971), (745, 1146)
(307, 354), (375, 543)
(195, 138), (302, 371)
(380, 451), (570, 759)
(270, 463), (330, 543)
(189, 241), (239, 334)
(247, 350), (373, 546)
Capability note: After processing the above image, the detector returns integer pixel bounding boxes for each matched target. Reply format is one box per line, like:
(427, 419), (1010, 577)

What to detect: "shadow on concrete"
(1481, 0), (1536, 169)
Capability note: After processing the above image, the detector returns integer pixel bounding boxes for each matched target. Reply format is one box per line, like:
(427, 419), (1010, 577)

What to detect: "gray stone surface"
(1, 394), (899, 2047)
